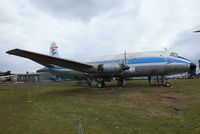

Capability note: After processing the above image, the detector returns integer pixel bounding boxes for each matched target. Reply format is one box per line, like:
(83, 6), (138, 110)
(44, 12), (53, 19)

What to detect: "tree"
(4, 71), (11, 76)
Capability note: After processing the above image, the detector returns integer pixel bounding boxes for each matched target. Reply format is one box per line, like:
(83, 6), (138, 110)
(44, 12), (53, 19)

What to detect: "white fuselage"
(52, 50), (191, 78)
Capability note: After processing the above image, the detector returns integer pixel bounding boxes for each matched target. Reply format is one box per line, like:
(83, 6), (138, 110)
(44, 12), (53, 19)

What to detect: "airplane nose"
(190, 63), (196, 71)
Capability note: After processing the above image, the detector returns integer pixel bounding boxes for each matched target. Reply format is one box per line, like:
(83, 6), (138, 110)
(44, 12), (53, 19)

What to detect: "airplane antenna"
(124, 51), (127, 65)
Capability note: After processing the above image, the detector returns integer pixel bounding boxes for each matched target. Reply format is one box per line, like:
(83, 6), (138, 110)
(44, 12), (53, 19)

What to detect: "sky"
(1, 0), (200, 73)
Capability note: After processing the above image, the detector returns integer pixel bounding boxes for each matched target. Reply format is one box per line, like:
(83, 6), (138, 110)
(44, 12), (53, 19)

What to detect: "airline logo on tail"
(50, 42), (59, 57)
(51, 46), (58, 56)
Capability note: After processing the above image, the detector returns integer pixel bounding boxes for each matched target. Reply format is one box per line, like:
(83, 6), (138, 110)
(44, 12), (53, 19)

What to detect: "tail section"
(49, 42), (59, 57)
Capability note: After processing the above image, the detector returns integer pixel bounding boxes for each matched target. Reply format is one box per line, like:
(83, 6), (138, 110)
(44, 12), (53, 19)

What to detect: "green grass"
(0, 79), (200, 134)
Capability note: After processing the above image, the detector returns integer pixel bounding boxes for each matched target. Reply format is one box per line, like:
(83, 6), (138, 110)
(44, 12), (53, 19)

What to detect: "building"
(15, 73), (40, 82)
(37, 67), (75, 81)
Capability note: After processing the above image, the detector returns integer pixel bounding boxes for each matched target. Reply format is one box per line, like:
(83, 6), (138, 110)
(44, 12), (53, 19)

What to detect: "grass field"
(0, 79), (200, 134)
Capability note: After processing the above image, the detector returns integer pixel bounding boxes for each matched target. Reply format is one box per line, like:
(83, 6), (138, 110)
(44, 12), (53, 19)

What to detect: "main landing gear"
(96, 78), (125, 88)
(96, 77), (106, 88)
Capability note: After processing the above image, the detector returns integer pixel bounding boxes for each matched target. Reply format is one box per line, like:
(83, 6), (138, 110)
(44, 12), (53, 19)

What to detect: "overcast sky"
(1, 0), (200, 73)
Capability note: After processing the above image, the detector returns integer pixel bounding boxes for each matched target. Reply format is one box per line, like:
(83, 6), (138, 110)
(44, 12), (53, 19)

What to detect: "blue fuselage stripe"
(88, 57), (190, 65)
(135, 58), (166, 64)
(51, 57), (190, 70)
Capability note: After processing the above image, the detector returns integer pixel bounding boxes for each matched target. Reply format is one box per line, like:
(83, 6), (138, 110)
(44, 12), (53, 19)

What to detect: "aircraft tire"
(97, 82), (105, 88)
(165, 82), (171, 87)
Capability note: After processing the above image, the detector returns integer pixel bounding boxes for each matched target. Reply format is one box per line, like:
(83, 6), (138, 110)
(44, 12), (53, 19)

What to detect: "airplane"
(6, 42), (196, 88)
(0, 75), (15, 82)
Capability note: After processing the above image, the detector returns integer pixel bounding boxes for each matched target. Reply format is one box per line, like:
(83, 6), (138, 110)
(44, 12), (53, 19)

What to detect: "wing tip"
(194, 30), (200, 33)
(6, 48), (20, 55)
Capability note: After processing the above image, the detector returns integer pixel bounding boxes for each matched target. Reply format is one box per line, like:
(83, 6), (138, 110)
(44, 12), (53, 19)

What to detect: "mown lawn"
(0, 79), (200, 134)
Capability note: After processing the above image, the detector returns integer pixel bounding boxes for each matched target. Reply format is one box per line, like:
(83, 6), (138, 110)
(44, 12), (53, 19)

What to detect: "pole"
(77, 119), (83, 134)
(27, 88), (32, 103)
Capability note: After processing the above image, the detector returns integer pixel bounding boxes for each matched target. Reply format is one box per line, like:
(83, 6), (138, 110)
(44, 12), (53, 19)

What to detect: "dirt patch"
(163, 96), (178, 102)
(165, 106), (181, 116)
(55, 91), (82, 96)
(47, 90), (85, 96)
(47, 86), (142, 96)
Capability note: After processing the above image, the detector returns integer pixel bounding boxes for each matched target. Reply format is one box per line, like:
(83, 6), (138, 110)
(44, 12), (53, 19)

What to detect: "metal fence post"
(77, 119), (83, 134)
(27, 88), (32, 103)
(77, 119), (81, 134)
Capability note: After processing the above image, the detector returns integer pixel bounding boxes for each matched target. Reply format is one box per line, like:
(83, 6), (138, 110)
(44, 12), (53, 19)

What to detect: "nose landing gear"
(148, 75), (171, 87)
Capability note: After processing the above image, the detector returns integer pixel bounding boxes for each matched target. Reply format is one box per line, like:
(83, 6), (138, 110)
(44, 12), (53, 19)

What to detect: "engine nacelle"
(87, 63), (130, 74)
(101, 63), (123, 73)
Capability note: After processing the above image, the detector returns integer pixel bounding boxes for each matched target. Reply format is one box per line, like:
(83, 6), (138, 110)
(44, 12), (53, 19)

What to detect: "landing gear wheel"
(165, 82), (171, 87)
(118, 79), (123, 86)
(97, 82), (105, 88)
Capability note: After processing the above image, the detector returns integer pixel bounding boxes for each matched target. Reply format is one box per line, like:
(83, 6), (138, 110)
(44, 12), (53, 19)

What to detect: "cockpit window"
(170, 52), (190, 62)
(170, 52), (178, 57)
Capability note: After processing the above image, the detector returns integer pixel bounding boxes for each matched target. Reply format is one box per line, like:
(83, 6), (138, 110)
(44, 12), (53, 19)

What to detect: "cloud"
(1, 0), (200, 73)
(0, 1), (18, 23)
(30, 0), (126, 22)
(169, 27), (200, 63)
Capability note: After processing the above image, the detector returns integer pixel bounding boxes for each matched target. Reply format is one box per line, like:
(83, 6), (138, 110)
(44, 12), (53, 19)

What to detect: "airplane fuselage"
(51, 50), (193, 79)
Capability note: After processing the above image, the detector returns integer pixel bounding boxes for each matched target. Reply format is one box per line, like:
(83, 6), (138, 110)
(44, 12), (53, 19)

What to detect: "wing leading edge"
(6, 49), (93, 72)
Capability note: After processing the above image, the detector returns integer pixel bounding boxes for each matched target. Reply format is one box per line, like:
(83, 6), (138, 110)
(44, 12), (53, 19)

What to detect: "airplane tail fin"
(49, 42), (59, 57)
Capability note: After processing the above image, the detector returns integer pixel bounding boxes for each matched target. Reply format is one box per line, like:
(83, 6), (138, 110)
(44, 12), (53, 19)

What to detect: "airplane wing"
(6, 49), (93, 72)
(194, 30), (200, 32)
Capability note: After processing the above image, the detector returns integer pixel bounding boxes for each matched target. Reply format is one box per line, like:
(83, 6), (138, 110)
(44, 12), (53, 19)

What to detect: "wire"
(27, 84), (84, 134)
